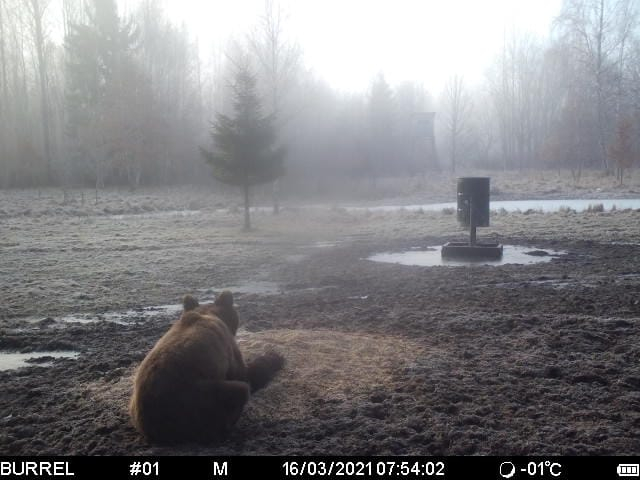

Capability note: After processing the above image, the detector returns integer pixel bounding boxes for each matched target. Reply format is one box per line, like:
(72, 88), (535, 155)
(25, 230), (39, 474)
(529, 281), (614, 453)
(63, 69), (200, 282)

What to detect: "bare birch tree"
(555, 0), (638, 170)
(442, 75), (472, 174)
(249, 0), (301, 213)
(27, 0), (53, 182)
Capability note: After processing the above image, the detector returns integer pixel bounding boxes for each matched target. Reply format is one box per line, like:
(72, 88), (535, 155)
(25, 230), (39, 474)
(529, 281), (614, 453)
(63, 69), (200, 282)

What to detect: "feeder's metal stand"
(441, 241), (504, 260)
(442, 177), (503, 260)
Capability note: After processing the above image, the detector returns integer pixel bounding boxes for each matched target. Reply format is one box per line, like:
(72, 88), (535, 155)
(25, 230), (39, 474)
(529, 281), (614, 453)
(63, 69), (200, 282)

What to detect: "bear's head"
(213, 290), (239, 335)
(182, 291), (239, 335)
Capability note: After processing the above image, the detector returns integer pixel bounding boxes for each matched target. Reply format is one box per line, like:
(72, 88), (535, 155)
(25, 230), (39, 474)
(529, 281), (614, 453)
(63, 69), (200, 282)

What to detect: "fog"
(0, 0), (638, 193)
(4, 1), (640, 459)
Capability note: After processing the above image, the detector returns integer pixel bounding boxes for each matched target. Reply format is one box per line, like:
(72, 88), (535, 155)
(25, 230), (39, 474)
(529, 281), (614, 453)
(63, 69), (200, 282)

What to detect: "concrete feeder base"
(441, 242), (504, 260)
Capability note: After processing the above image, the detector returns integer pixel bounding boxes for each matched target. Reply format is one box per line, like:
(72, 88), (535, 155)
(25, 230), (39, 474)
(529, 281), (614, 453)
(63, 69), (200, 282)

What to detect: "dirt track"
(1, 177), (639, 455)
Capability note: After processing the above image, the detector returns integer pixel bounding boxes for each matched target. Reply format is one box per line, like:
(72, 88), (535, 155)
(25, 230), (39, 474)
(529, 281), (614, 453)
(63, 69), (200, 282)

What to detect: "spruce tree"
(201, 63), (285, 230)
(64, 0), (136, 192)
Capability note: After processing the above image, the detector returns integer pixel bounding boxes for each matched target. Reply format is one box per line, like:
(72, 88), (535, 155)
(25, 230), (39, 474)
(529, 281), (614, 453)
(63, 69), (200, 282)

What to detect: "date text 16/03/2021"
(282, 461), (446, 477)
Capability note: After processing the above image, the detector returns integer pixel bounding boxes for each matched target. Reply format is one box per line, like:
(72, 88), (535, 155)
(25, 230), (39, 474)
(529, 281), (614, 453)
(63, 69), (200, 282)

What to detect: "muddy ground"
(1, 171), (639, 455)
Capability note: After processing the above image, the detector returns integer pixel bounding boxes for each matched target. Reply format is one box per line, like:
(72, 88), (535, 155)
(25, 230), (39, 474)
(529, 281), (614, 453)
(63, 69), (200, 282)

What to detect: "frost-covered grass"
(2, 169), (639, 219)
(2, 171), (640, 320)
(299, 168), (640, 205)
(0, 185), (229, 219)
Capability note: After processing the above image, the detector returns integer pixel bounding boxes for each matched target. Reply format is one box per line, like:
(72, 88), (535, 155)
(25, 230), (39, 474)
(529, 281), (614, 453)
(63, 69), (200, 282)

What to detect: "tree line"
(1, 0), (639, 192)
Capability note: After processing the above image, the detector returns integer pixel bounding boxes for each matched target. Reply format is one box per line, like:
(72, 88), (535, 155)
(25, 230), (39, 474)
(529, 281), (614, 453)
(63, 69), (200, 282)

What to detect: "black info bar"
(0, 456), (638, 479)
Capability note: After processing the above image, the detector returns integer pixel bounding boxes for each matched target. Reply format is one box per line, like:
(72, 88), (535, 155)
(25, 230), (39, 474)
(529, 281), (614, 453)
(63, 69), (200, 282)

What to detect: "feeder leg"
(469, 198), (477, 245)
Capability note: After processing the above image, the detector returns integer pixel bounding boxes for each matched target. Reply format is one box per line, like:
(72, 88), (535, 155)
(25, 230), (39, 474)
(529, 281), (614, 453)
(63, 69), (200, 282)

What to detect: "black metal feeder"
(441, 177), (503, 260)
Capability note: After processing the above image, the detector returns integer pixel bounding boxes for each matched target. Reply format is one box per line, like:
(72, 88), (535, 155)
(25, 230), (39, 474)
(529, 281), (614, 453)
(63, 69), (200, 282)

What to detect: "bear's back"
(135, 311), (236, 394)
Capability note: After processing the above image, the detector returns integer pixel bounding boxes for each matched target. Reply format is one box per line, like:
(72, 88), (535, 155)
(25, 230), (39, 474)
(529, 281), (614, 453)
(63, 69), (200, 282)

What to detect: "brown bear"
(129, 291), (284, 444)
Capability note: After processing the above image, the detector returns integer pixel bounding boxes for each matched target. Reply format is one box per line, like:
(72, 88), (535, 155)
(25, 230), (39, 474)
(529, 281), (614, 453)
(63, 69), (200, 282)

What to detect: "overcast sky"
(123, 0), (562, 94)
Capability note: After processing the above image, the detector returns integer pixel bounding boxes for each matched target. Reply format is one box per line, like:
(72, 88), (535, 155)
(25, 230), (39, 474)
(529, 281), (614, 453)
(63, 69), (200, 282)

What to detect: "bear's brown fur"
(129, 291), (284, 444)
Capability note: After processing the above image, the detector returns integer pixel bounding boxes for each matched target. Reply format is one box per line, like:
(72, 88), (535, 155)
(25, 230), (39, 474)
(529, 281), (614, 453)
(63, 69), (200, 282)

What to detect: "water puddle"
(19, 283), (284, 330)
(488, 279), (580, 290)
(0, 351), (79, 371)
(115, 199), (640, 219)
(213, 281), (283, 296)
(309, 241), (341, 248)
(348, 198), (640, 213)
(110, 210), (201, 220)
(368, 245), (566, 267)
(54, 304), (183, 325)
(17, 303), (184, 329)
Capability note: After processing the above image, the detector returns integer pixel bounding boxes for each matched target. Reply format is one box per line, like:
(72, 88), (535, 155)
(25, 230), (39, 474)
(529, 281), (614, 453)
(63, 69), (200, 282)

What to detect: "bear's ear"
(215, 290), (234, 308)
(183, 294), (199, 311)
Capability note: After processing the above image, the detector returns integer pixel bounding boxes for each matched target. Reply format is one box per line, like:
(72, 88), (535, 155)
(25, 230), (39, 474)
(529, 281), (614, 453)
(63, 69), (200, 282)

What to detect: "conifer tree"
(201, 62), (285, 230)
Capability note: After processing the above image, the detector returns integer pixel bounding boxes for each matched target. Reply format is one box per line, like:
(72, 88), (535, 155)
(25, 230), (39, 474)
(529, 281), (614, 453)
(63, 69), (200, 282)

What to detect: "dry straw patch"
(239, 329), (426, 420)
(84, 329), (426, 422)
(84, 369), (136, 414)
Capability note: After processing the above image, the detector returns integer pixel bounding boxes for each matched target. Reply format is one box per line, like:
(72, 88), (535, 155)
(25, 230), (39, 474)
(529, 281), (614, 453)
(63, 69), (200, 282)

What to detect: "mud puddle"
(15, 281), (287, 331)
(367, 245), (566, 267)
(0, 351), (79, 371)
(20, 304), (184, 328)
